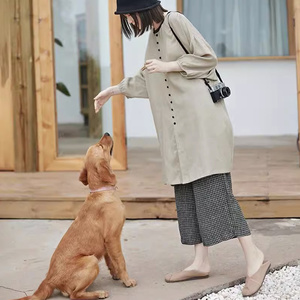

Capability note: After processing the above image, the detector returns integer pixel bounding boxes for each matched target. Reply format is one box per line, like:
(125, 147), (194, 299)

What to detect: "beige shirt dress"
(119, 12), (234, 185)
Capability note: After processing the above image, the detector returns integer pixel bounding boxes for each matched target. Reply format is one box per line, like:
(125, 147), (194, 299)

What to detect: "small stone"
(201, 266), (300, 300)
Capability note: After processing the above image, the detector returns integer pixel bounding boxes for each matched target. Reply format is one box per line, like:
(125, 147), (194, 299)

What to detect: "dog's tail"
(12, 279), (54, 300)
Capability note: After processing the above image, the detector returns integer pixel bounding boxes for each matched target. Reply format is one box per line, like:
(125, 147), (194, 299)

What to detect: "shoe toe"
(165, 273), (173, 282)
(242, 285), (251, 297)
(241, 261), (271, 297)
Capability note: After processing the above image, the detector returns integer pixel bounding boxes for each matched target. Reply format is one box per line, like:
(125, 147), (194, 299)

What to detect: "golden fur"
(14, 134), (136, 300)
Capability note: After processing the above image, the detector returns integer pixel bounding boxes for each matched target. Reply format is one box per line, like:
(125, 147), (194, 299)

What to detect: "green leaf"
(54, 38), (63, 47)
(56, 82), (71, 97)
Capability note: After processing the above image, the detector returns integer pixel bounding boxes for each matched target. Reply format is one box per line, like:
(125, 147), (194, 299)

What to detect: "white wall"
(125, 58), (298, 137)
(218, 60), (298, 136)
(122, 0), (298, 137)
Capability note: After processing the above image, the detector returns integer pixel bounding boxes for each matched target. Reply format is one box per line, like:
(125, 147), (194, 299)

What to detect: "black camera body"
(209, 82), (231, 103)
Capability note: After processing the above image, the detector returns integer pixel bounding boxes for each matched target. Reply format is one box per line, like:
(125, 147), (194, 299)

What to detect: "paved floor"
(0, 219), (300, 300)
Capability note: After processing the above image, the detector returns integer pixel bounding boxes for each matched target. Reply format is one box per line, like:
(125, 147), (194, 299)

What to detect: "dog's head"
(79, 133), (116, 189)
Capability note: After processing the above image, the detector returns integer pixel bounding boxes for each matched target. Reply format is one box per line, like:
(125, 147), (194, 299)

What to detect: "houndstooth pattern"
(174, 173), (251, 246)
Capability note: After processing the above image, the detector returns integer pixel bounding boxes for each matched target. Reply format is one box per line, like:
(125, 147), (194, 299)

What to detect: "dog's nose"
(104, 132), (110, 137)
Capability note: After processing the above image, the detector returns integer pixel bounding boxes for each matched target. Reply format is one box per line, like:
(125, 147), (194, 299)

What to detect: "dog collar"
(90, 186), (117, 193)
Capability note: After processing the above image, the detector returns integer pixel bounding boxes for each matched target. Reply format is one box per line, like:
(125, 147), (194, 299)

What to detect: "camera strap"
(167, 12), (223, 91)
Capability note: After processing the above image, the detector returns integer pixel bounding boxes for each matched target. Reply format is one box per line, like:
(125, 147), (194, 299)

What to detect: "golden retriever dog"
(15, 133), (136, 300)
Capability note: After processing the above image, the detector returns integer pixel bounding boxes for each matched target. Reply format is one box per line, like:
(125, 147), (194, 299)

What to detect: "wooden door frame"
(295, 0), (300, 153)
(0, 0), (15, 171)
(32, 0), (127, 171)
(10, 0), (38, 172)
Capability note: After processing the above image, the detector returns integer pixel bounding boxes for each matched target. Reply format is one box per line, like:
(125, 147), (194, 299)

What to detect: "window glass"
(183, 0), (289, 57)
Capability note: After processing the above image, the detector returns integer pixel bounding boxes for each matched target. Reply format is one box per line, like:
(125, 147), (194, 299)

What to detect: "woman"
(94, 0), (271, 297)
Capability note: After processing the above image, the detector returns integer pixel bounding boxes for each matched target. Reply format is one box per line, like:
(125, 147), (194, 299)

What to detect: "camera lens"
(221, 87), (231, 97)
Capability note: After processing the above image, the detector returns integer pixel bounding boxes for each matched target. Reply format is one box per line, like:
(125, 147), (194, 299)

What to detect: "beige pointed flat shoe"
(165, 270), (209, 283)
(242, 261), (271, 297)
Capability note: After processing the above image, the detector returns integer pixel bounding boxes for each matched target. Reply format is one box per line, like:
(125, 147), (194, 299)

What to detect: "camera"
(209, 82), (231, 103)
(203, 70), (231, 103)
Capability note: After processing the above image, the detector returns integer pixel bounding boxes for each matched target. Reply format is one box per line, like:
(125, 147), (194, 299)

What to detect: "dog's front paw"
(112, 274), (120, 280)
(97, 290), (109, 299)
(123, 278), (137, 287)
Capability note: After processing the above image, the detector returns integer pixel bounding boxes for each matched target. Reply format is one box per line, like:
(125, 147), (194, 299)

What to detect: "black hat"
(115, 0), (161, 14)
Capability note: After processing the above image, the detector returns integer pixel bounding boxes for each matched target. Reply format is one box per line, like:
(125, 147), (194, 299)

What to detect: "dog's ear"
(79, 167), (88, 185)
(96, 160), (116, 186)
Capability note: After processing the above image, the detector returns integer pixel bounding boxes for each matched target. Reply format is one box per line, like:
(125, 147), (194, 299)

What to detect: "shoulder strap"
(167, 12), (189, 55)
(166, 12), (223, 87)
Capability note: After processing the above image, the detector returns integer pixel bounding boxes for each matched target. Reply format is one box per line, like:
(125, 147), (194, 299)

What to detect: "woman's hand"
(94, 86), (121, 113)
(144, 59), (182, 74)
(94, 88), (112, 113)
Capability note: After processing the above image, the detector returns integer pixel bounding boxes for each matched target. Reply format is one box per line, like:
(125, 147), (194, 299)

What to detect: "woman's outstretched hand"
(94, 89), (111, 113)
(94, 86), (121, 113)
(144, 59), (182, 74)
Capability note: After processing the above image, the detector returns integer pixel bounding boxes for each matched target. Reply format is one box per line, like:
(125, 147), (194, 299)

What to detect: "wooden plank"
(44, 156), (123, 171)
(34, 0), (57, 171)
(0, 0), (15, 170)
(86, 0), (102, 138)
(287, 0), (296, 56)
(177, 0), (183, 13)
(0, 201), (83, 219)
(109, 0), (127, 170)
(240, 199), (300, 219)
(11, 0), (37, 172)
(295, 0), (300, 154)
(126, 199), (300, 219)
(118, 201), (177, 219)
(1, 198), (300, 219)
(1, 136), (300, 219)
(45, 157), (84, 171)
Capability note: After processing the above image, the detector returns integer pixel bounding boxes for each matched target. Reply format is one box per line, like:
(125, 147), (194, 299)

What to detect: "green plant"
(55, 38), (71, 97)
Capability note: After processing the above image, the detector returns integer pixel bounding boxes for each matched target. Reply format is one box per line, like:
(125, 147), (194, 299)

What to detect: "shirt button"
(172, 116), (175, 119)
(171, 109), (174, 111)
(159, 57), (162, 59)
(174, 122), (176, 125)
(165, 79), (167, 82)
(170, 101), (173, 104)
(157, 42), (159, 44)
(169, 94), (171, 96)
(156, 34), (158, 37)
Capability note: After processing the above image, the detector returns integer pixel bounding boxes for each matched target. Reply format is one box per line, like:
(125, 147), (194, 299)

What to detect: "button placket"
(155, 35), (162, 59)
(165, 78), (176, 125)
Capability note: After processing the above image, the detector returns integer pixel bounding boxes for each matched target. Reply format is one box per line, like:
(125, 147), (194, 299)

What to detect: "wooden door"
(32, 0), (127, 171)
(0, 0), (14, 170)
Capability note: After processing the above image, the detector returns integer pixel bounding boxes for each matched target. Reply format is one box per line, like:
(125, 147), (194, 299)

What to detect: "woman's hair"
(120, 5), (168, 39)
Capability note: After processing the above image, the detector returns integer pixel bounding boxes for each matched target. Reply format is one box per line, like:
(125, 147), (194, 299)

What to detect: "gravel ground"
(200, 265), (300, 300)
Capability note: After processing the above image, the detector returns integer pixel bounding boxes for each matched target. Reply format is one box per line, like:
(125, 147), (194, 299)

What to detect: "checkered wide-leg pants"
(174, 173), (251, 247)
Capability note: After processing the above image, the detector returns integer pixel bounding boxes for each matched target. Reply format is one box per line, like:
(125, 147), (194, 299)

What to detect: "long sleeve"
(118, 70), (149, 99)
(169, 12), (218, 80)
